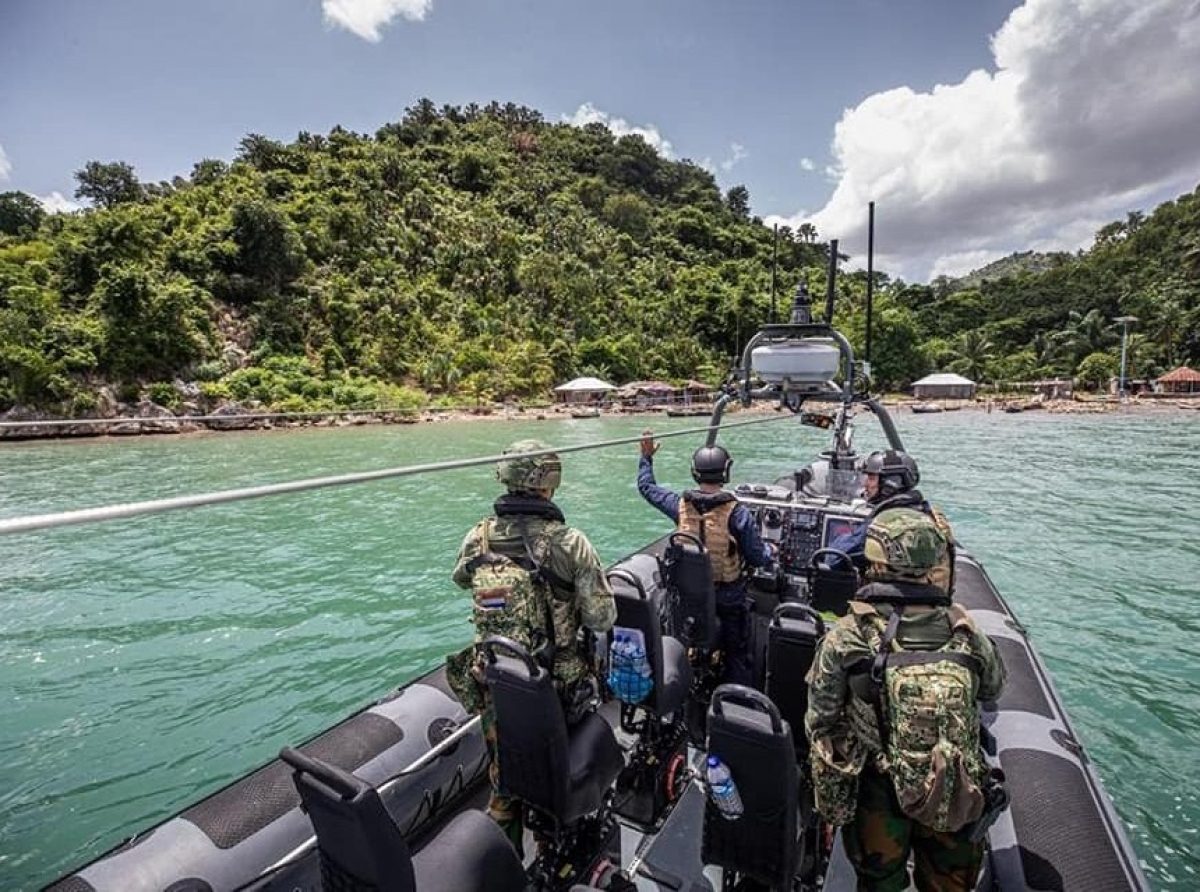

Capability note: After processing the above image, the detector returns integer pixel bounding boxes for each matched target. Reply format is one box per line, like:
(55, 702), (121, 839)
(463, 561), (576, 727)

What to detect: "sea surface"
(1, 409), (1198, 889)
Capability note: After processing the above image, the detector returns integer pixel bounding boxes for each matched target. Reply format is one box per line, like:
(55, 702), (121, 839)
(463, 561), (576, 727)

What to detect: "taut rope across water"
(0, 413), (796, 536)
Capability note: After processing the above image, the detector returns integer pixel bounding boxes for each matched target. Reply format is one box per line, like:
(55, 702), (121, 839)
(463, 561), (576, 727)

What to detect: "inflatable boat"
(43, 322), (1149, 892)
(41, 229), (1149, 891)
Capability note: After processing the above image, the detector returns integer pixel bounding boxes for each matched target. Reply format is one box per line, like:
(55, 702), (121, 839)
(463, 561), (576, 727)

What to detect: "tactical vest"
(849, 595), (987, 832)
(678, 492), (740, 583)
(925, 505), (956, 594)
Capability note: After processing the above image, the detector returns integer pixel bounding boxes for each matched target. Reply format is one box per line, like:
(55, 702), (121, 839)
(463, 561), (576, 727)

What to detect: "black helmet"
(860, 449), (919, 500)
(691, 445), (733, 484)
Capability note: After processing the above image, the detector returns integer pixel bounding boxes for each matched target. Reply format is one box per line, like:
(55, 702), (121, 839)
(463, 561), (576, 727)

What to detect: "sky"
(1, 0), (1199, 283)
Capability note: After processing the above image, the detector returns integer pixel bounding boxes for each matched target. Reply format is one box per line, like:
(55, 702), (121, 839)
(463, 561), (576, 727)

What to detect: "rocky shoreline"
(3, 395), (1197, 442)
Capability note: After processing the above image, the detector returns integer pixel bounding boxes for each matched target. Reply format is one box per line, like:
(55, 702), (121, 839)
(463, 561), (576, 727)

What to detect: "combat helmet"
(691, 445), (733, 484)
(864, 507), (947, 580)
(496, 440), (562, 492)
(860, 449), (920, 500)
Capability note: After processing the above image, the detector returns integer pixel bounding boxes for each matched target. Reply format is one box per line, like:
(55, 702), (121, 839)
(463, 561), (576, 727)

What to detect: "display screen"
(823, 515), (864, 545)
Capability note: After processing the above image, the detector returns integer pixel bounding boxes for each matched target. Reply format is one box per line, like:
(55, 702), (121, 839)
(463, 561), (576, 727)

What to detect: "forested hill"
(1, 100), (1199, 417)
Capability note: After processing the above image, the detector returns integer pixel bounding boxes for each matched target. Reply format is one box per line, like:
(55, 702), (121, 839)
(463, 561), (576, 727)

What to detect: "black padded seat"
(701, 685), (800, 891)
(663, 531), (719, 649)
(279, 747), (526, 892)
(482, 637), (625, 831)
(608, 566), (692, 716)
(808, 547), (859, 617)
(764, 603), (825, 761)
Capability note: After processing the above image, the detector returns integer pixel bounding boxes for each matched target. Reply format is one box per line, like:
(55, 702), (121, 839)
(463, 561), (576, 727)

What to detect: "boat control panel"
(733, 483), (870, 583)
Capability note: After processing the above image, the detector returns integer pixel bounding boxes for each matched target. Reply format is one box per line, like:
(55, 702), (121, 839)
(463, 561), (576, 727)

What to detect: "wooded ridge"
(1, 99), (1197, 418)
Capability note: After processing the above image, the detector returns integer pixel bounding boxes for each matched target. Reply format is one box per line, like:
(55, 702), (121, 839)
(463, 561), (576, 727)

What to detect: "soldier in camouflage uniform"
(806, 508), (1005, 892)
(451, 440), (616, 853)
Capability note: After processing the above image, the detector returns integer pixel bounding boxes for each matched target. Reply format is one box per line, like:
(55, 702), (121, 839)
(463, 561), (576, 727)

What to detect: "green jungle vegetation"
(1, 99), (1199, 416)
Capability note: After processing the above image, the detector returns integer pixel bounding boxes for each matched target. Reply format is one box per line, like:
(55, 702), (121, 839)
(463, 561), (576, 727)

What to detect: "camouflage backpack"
(860, 604), (987, 833)
(445, 518), (556, 713)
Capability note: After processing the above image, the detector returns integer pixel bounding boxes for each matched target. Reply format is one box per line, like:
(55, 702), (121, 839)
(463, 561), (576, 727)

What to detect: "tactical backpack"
(445, 518), (557, 714)
(466, 517), (557, 663)
(859, 603), (987, 833)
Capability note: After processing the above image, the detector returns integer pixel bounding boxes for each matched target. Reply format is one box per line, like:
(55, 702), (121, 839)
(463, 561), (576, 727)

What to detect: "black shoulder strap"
(868, 607), (904, 741)
(512, 517), (558, 668)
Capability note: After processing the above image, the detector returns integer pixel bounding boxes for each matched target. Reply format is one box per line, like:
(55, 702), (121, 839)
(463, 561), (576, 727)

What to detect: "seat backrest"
(481, 637), (572, 822)
(664, 531), (718, 648)
(701, 685), (799, 891)
(482, 636), (623, 829)
(765, 603), (825, 761)
(808, 547), (859, 617)
(279, 746), (416, 892)
(608, 564), (689, 716)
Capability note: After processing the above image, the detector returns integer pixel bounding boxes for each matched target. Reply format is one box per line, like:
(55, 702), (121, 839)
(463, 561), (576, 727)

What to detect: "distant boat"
(910, 402), (944, 414)
(1004, 400), (1044, 414)
(570, 407), (601, 419)
(664, 406), (710, 417)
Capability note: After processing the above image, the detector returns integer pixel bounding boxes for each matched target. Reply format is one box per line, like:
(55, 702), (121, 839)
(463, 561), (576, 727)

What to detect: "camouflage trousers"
(479, 703), (525, 857)
(842, 767), (984, 892)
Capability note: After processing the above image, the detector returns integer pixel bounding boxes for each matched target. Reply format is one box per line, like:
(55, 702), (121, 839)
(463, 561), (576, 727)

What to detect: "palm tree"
(1060, 309), (1117, 362)
(1029, 331), (1068, 376)
(796, 222), (818, 244)
(947, 330), (995, 383)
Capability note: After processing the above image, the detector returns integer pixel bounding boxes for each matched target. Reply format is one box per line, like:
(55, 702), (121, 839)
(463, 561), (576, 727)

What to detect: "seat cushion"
(564, 712), (625, 823)
(412, 810), (526, 892)
(653, 636), (692, 716)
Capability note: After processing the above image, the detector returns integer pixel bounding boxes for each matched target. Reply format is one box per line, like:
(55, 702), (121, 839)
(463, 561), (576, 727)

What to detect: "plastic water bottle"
(608, 634), (653, 704)
(705, 755), (743, 820)
(628, 641), (652, 687)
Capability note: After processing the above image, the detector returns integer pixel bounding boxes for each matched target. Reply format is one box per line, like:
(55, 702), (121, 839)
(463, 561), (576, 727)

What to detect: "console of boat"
(41, 245), (1148, 892)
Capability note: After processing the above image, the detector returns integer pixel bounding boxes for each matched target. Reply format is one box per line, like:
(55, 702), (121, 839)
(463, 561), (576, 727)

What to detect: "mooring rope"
(0, 412), (798, 536)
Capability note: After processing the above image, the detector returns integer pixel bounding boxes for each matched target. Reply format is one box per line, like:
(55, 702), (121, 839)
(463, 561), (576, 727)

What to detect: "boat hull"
(45, 675), (486, 892)
(47, 546), (1147, 892)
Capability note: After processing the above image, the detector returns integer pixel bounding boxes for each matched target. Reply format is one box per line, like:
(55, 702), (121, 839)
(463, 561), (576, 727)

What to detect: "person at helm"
(637, 431), (773, 685)
(806, 507), (1005, 892)
(450, 440), (616, 852)
(827, 449), (955, 592)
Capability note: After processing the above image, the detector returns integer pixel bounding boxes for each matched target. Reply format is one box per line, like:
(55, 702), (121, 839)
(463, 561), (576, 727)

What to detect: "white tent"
(553, 377), (616, 403)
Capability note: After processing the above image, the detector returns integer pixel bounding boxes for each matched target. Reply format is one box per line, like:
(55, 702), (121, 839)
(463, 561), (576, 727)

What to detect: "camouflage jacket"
(805, 594), (1005, 767)
(453, 500), (616, 686)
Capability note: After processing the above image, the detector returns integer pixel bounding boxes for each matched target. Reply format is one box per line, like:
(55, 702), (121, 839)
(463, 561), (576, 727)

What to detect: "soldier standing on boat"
(637, 431), (773, 685)
(827, 449), (956, 592)
(448, 439), (616, 853)
(806, 508), (1006, 892)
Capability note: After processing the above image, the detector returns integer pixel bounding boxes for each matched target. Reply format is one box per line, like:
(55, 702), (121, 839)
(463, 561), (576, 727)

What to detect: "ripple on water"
(2, 414), (1199, 888)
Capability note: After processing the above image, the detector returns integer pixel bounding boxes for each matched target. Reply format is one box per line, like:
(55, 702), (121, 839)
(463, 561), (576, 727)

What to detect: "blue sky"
(2, 0), (1198, 282)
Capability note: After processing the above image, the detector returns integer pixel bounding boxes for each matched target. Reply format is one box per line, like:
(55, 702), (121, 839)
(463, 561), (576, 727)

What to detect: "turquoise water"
(1, 411), (1198, 889)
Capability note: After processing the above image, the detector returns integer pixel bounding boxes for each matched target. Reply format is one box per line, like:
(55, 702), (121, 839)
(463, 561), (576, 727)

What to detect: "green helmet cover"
(496, 440), (562, 492)
(864, 507), (947, 577)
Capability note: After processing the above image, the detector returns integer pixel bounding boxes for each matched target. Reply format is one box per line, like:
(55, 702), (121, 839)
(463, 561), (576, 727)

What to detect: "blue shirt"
(826, 493), (933, 571)
(637, 456), (773, 573)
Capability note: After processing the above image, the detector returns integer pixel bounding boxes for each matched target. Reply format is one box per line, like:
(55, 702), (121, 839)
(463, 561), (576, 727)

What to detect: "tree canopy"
(1, 99), (1198, 415)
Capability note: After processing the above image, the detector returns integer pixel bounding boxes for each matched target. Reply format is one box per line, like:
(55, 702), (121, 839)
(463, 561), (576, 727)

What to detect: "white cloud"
(322, 0), (431, 42)
(0, 142), (11, 182)
(802, 0), (1200, 283)
(37, 191), (82, 214)
(720, 143), (747, 172)
(799, 157), (816, 172)
(564, 103), (674, 158)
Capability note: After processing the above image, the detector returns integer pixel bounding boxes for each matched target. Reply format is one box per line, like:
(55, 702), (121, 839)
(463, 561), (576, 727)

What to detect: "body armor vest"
(678, 492), (740, 583)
